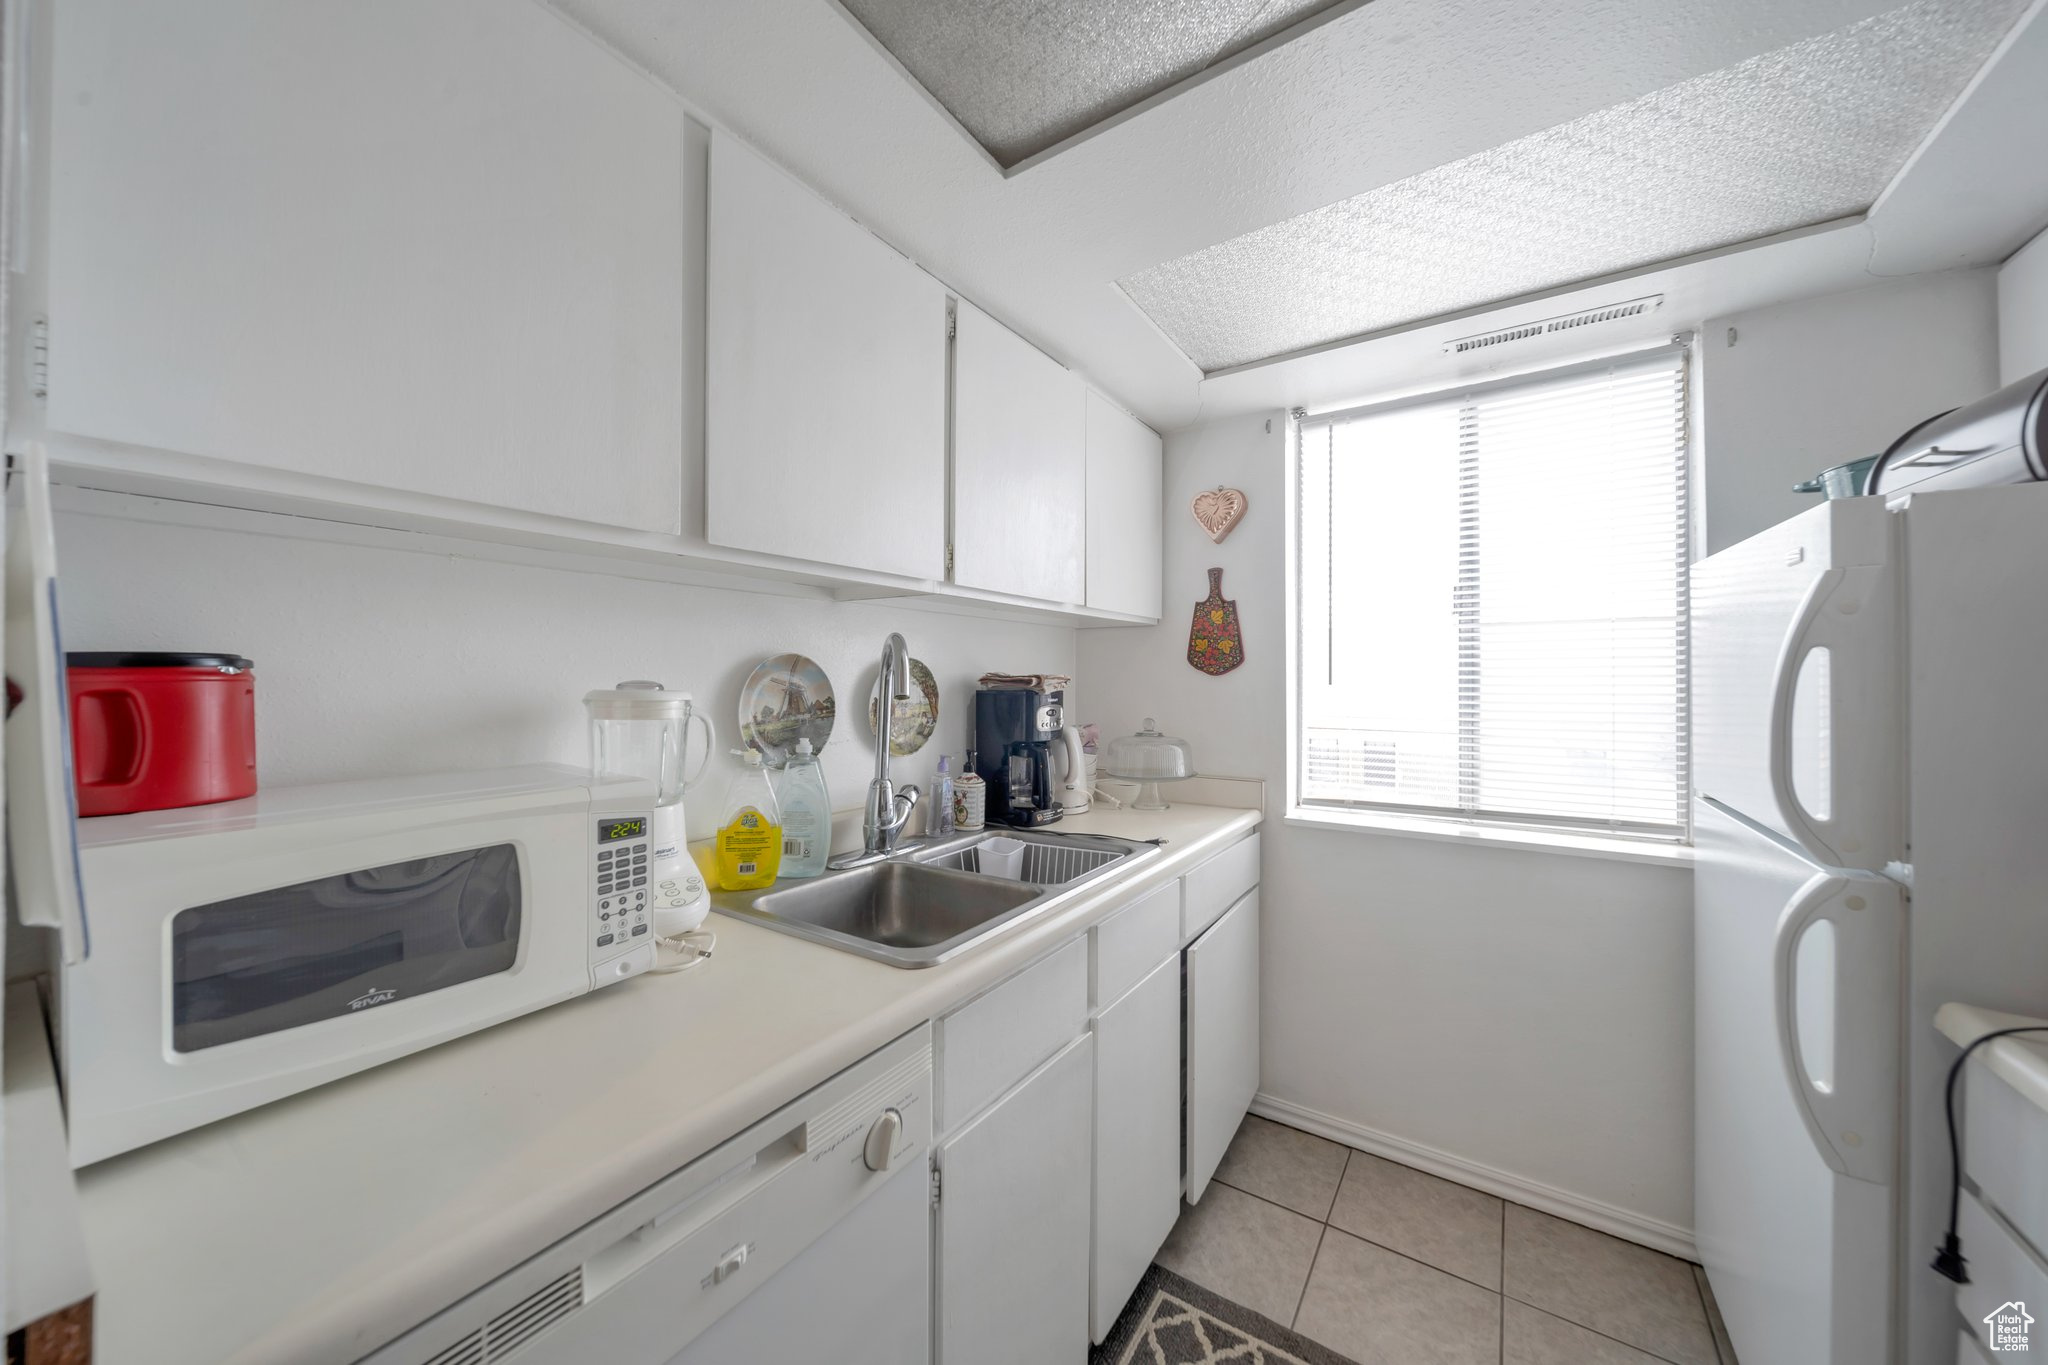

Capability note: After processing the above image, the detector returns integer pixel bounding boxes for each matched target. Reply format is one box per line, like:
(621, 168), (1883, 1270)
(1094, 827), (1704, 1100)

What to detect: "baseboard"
(1249, 1093), (1699, 1262)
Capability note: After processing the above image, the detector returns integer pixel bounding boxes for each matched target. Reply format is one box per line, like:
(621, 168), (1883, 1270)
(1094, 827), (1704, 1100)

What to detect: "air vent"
(421, 1336), (485, 1365)
(484, 1269), (584, 1359)
(390, 1267), (584, 1364)
(1442, 296), (1663, 354)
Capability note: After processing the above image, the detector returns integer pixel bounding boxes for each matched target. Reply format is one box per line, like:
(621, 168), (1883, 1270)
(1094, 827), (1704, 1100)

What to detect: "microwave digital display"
(598, 818), (646, 844)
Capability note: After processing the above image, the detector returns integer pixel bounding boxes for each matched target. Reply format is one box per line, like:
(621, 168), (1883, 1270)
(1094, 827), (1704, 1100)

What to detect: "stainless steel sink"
(711, 829), (1162, 967)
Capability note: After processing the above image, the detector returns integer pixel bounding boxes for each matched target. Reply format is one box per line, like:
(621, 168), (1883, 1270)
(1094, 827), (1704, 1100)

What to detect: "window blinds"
(1297, 347), (1691, 839)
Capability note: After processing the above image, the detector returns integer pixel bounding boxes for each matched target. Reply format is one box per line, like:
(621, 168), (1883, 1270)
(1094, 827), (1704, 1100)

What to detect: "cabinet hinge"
(929, 1164), (942, 1207)
(30, 317), (49, 400)
(946, 309), (957, 341)
(944, 543), (955, 576)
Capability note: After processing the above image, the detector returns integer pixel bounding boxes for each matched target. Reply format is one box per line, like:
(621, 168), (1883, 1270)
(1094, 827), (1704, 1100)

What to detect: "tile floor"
(1154, 1115), (1739, 1365)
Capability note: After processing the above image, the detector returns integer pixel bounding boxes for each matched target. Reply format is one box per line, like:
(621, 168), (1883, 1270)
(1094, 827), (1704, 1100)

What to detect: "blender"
(584, 681), (716, 935)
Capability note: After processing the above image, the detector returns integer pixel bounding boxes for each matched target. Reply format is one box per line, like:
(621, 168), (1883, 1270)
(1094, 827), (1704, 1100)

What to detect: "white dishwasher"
(361, 1025), (933, 1365)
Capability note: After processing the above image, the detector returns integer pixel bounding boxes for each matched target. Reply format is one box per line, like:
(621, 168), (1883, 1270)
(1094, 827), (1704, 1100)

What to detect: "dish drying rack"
(921, 840), (1123, 886)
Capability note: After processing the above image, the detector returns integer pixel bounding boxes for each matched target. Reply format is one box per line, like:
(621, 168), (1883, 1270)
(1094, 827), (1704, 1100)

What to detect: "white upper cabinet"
(1083, 392), (1164, 618)
(43, 0), (687, 533)
(951, 303), (1086, 604)
(705, 133), (948, 581)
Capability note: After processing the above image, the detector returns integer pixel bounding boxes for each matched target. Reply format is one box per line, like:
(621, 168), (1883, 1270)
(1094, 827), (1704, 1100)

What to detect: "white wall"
(1699, 269), (2000, 555)
(52, 508), (1074, 847)
(1077, 412), (1698, 1247)
(1080, 268), (2006, 1250)
(1074, 415), (1284, 782)
(1999, 224), (2048, 383)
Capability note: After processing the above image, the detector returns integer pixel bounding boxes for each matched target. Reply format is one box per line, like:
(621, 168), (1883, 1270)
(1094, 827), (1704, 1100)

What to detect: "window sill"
(1283, 806), (1695, 869)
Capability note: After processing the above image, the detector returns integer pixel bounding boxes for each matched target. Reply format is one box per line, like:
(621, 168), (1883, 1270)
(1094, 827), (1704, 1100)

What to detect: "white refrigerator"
(1692, 481), (2048, 1365)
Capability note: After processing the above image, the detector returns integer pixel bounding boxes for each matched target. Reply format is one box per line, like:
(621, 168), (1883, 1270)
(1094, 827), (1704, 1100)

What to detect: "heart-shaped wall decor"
(1191, 486), (1248, 544)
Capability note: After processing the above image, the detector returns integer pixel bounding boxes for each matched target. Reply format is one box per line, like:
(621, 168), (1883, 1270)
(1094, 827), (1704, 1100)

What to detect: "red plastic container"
(67, 653), (257, 817)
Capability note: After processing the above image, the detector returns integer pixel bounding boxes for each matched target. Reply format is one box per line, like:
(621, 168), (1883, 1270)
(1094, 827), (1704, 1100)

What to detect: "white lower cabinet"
(672, 1160), (930, 1365)
(927, 833), (1260, 1357)
(363, 840), (1257, 1365)
(937, 936), (1088, 1131)
(1185, 890), (1261, 1205)
(1090, 954), (1183, 1342)
(1954, 1059), (2048, 1364)
(934, 1033), (1094, 1365)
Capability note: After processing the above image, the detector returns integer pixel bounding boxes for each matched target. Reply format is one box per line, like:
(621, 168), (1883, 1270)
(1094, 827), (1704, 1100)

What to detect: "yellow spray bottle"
(714, 749), (784, 890)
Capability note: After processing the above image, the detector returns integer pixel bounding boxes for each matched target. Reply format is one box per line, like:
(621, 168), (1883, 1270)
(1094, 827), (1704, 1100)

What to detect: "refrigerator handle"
(1767, 564), (1888, 868)
(1771, 870), (1903, 1186)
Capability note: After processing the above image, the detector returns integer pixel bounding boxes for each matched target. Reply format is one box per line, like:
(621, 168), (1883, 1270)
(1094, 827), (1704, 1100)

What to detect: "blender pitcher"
(584, 681), (715, 934)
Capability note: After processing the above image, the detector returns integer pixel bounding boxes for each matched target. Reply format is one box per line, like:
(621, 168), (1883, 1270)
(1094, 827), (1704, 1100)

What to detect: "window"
(1294, 347), (1691, 842)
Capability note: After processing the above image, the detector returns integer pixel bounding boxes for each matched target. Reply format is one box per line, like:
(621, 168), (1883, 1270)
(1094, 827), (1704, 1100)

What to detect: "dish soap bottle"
(773, 738), (831, 879)
(932, 754), (956, 838)
(714, 749), (783, 891)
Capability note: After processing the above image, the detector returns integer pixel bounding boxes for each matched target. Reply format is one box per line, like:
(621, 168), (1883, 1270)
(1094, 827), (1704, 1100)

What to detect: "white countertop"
(1935, 1002), (2048, 1115)
(74, 803), (1259, 1365)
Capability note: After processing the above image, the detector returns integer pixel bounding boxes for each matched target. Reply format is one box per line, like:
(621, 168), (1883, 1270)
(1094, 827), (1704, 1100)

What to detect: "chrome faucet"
(829, 633), (921, 869)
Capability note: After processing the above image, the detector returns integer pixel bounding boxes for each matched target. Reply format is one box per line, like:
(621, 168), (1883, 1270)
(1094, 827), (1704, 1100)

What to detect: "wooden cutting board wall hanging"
(1187, 567), (1244, 675)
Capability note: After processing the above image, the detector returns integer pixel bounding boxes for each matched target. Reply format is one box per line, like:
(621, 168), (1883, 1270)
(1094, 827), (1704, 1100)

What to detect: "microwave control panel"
(592, 816), (652, 960)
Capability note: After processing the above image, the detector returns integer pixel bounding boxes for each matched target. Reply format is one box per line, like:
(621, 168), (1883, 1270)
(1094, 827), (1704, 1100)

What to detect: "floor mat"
(1091, 1264), (1361, 1365)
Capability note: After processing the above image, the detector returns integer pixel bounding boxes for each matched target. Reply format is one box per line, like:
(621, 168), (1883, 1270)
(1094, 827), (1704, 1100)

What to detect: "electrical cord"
(1933, 1025), (2048, 1284)
(648, 929), (716, 975)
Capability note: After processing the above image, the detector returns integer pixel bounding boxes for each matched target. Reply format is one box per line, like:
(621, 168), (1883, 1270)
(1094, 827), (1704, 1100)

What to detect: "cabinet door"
(45, 0), (686, 533)
(936, 1033), (1092, 1365)
(1084, 392), (1164, 618)
(1186, 891), (1260, 1204)
(706, 134), (947, 580)
(1091, 956), (1182, 1342)
(952, 303), (1086, 603)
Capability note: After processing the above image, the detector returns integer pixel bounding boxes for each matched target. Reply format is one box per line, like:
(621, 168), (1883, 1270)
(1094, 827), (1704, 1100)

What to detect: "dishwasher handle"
(583, 1127), (805, 1300)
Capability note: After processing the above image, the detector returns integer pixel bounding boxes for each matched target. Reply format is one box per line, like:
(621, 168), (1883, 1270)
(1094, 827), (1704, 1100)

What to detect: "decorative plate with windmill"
(739, 653), (836, 767)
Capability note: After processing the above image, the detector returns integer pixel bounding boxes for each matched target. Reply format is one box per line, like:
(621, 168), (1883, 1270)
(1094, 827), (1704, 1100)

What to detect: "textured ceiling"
(554, 0), (2039, 428)
(836, 0), (1351, 168)
(1118, 0), (2029, 373)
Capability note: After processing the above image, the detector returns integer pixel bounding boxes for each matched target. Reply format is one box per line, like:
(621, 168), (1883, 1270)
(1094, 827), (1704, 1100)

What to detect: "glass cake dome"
(1102, 718), (1196, 810)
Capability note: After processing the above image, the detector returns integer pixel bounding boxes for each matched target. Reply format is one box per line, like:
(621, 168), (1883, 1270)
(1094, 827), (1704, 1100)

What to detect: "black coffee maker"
(973, 687), (1064, 827)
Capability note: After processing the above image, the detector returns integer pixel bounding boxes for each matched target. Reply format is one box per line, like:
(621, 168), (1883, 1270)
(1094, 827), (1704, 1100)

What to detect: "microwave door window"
(169, 844), (523, 1052)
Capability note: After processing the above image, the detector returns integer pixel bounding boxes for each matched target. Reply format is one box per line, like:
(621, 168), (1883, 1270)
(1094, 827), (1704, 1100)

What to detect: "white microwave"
(59, 764), (661, 1166)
